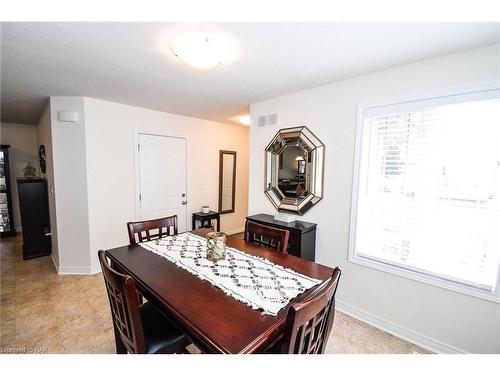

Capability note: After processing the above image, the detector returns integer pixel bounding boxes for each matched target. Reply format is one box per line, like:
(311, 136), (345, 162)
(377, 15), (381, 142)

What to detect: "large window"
(350, 87), (500, 301)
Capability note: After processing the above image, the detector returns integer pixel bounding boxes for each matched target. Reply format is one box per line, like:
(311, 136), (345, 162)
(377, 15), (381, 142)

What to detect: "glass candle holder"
(206, 231), (226, 261)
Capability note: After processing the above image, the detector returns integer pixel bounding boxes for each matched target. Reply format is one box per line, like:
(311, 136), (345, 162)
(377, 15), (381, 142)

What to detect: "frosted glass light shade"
(171, 31), (239, 70)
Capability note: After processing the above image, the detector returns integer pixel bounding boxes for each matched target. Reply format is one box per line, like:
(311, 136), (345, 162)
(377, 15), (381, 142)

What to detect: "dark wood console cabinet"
(245, 214), (317, 261)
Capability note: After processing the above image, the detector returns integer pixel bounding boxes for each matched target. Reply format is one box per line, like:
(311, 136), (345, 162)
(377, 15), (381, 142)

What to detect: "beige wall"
(249, 44), (500, 353)
(0, 122), (38, 232)
(83, 98), (249, 271)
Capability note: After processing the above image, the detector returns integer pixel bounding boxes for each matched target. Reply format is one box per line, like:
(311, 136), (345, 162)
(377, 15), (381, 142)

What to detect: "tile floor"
(0, 235), (428, 354)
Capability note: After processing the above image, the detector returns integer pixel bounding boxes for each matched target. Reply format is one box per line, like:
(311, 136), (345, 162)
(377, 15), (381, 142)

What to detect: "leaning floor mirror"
(265, 126), (325, 215)
(219, 150), (237, 214)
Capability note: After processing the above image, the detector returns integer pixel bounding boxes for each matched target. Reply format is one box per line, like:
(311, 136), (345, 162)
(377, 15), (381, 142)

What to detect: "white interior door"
(138, 133), (187, 232)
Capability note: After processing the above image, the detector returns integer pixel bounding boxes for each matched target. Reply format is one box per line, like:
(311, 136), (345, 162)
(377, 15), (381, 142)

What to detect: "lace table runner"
(139, 232), (322, 316)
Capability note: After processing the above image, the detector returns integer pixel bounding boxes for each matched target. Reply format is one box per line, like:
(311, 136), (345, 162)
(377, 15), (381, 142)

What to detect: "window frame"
(348, 82), (500, 304)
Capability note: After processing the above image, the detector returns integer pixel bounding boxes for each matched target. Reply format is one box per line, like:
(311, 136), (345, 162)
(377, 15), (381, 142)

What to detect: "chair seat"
(263, 340), (282, 354)
(140, 302), (189, 354)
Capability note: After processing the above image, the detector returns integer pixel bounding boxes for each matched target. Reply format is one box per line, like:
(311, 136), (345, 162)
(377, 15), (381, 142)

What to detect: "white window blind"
(352, 89), (500, 292)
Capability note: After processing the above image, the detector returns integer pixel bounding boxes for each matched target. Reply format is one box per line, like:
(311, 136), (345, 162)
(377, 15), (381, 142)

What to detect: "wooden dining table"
(105, 228), (334, 354)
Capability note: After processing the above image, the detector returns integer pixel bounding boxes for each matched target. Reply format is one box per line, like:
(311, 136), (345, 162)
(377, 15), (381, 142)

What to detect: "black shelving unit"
(17, 178), (51, 259)
(0, 145), (16, 237)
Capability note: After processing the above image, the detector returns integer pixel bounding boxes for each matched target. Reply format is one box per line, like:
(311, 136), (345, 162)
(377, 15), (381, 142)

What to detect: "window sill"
(348, 253), (500, 304)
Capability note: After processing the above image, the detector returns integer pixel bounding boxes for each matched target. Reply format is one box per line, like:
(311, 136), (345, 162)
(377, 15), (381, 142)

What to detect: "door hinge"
(139, 193), (142, 201)
(138, 143), (140, 152)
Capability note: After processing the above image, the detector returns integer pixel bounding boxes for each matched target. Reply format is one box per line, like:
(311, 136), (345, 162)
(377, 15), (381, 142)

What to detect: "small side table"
(192, 211), (220, 231)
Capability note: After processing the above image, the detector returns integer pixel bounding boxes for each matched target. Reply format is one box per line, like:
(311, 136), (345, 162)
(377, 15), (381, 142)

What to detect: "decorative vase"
(206, 231), (226, 261)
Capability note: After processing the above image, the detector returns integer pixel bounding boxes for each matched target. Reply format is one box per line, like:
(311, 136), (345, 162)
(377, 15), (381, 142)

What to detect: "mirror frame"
(218, 150), (237, 214)
(264, 126), (325, 215)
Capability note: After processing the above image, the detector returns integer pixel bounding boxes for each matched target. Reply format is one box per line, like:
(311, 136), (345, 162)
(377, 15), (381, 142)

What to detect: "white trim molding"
(348, 255), (500, 304)
(336, 300), (468, 354)
(57, 266), (92, 275)
(51, 251), (101, 275)
(57, 265), (100, 275)
(51, 253), (59, 273)
(90, 264), (102, 275)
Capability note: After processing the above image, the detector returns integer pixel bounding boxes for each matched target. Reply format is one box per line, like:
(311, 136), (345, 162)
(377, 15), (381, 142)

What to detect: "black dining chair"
(98, 250), (191, 354)
(126, 215), (178, 305)
(244, 221), (290, 253)
(264, 267), (342, 354)
(127, 215), (178, 245)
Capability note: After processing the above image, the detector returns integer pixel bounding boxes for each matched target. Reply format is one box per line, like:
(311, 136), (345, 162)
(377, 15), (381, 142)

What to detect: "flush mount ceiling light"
(170, 30), (240, 70)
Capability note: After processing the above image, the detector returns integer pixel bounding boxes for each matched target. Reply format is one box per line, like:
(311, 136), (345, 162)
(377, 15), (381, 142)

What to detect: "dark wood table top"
(105, 229), (334, 353)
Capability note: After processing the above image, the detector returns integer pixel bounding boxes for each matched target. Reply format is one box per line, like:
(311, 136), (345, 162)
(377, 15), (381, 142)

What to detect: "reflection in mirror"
(218, 150), (236, 214)
(277, 146), (307, 200)
(265, 126), (324, 215)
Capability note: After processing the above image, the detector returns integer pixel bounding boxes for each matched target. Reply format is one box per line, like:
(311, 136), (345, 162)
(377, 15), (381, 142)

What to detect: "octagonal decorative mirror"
(265, 126), (325, 215)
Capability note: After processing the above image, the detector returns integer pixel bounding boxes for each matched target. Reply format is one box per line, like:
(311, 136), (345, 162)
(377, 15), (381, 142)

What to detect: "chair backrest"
(127, 215), (178, 245)
(98, 250), (146, 354)
(280, 267), (341, 354)
(244, 221), (290, 253)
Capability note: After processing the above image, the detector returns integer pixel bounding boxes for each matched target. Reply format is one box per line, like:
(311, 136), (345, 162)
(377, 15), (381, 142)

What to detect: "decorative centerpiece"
(206, 231), (226, 261)
(22, 162), (37, 178)
(201, 205), (210, 213)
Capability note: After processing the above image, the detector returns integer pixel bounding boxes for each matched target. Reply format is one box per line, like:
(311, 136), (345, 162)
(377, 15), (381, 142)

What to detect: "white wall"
(249, 44), (500, 353)
(83, 98), (249, 271)
(0, 122), (38, 232)
(49, 97), (92, 273)
(36, 105), (59, 267)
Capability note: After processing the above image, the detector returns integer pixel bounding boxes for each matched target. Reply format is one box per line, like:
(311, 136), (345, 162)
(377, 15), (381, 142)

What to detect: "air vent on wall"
(257, 113), (279, 127)
(267, 113), (278, 126)
(257, 115), (267, 127)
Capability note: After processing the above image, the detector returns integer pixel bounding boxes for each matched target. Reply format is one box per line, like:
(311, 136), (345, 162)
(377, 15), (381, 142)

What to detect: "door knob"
(181, 201), (187, 205)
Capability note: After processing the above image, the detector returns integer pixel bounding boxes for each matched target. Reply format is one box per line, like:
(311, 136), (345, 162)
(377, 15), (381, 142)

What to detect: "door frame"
(133, 129), (188, 225)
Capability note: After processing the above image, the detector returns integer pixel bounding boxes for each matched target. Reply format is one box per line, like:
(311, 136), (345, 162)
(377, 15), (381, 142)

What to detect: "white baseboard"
(336, 300), (467, 354)
(51, 253), (59, 273)
(57, 266), (93, 275)
(57, 264), (101, 275)
(90, 264), (101, 275)
(225, 228), (244, 236)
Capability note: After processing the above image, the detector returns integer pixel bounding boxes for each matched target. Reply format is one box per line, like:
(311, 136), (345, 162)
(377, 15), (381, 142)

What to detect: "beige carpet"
(0, 235), (427, 354)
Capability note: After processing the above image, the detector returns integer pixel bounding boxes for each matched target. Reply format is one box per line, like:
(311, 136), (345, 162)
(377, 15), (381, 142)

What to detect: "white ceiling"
(1, 22), (499, 125)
